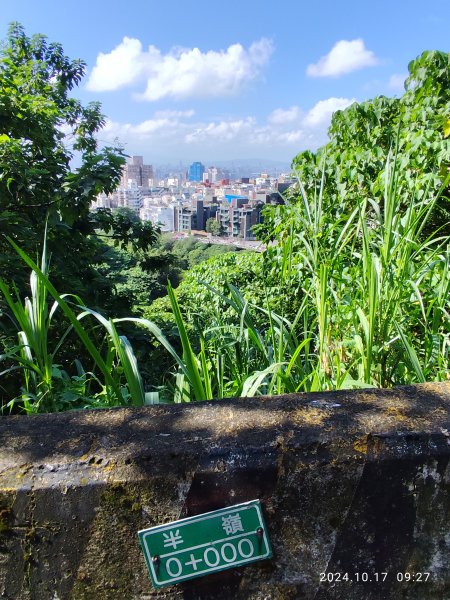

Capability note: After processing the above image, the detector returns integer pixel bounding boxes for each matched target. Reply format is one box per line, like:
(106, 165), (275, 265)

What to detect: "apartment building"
(173, 200), (218, 233)
(140, 204), (174, 231)
(216, 196), (263, 240)
(116, 181), (142, 213)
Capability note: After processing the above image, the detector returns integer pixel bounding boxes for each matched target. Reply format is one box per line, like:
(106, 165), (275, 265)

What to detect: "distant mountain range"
(214, 158), (291, 169)
(155, 157), (292, 178)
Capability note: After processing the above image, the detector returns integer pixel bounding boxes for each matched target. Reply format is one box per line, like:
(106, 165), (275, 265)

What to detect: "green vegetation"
(96, 230), (241, 317)
(0, 22), (158, 307)
(206, 217), (222, 236)
(0, 24), (449, 412)
(288, 51), (450, 237)
(258, 156), (449, 390)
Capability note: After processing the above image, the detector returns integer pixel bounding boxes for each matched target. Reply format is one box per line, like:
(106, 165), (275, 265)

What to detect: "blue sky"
(1, 0), (450, 165)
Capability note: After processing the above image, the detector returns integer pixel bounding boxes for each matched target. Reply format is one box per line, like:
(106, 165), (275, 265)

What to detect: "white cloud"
(247, 126), (305, 145)
(307, 39), (378, 78)
(99, 117), (190, 147)
(131, 119), (174, 135)
(97, 96), (357, 161)
(278, 130), (304, 144)
(388, 73), (407, 92)
(268, 106), (301, 124)
(185, 118), (256, 143)
(154, 109), (195, 119)
(304, 97), (355, 126)
(86, 37), (153, 91)
(87, 37), (274, 100)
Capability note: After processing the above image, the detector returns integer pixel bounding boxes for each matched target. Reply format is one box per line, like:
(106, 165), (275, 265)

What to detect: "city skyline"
(1, 0), (449, 163)
(94, 153), (287, 241)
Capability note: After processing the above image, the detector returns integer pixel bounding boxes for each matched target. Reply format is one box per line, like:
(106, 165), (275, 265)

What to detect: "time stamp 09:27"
(320, 572), (431, 584)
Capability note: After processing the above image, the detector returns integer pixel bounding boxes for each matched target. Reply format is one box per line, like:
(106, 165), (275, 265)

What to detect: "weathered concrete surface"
(0, 382), (449, 599)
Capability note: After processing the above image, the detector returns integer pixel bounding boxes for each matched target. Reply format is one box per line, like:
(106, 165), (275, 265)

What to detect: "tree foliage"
(274, 51), (450, 239)
(249, 51), (450, 390)
(0, 23), (157, 298)
(205, 217), (222, 236)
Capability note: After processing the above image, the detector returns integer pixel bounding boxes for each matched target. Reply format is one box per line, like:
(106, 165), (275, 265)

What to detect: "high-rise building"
(92, 155), (153, 215)
(207, 166), (219, 183)
(121, 156), (154, 188)
(188, 161), (205, 182)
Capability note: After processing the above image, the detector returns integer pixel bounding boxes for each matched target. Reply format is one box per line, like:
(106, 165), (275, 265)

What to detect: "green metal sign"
(138, 499), (272, 589)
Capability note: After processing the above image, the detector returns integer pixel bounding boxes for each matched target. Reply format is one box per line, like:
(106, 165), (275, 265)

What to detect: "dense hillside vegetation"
(0, 24), (449, 412)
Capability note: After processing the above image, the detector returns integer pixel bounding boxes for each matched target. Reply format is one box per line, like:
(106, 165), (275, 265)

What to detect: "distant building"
(173, 200), (218, 233)
(93, 180), (143, 213)
(216, 196), (266, 240)
(121, 156), (154, 188)
(116, 181), (142, 213)
(277, 181), (295, 195)
(188, 161), (205, 182)
(206, 166), (219, 183)
(92, 192), (112, 209)
(173, 204), (195, 232)
(140, 204), (174, 231)
(91, 157), (287, 233)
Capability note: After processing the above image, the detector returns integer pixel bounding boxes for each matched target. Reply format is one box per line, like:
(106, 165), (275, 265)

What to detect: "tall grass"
(0, 233), (149, 411)
(261, 152), (450, 390)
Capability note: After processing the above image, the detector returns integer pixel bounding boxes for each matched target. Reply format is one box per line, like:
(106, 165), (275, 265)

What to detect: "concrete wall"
(0, 382), (449, 599)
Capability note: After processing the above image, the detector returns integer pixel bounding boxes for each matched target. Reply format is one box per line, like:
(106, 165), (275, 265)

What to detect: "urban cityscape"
(92, 155), (294, 241)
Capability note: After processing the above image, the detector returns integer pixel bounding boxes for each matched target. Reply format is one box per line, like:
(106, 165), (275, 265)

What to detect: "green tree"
(96, 236), (182, 316)
(274, 51), (450, 240)
(0, 23), (158, 299)
(205, 217), (222, 236)
(144, 249), (295, 332)
(0, 23), (162, 400)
